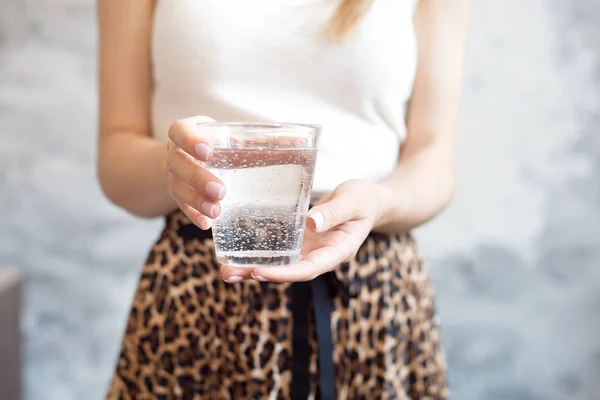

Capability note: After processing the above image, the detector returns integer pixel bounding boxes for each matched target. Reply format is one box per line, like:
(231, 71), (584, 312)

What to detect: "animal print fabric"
(106, 210), (448, 400)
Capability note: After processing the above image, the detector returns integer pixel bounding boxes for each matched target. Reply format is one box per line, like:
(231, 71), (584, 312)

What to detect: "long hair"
(326, 0), (374, 40)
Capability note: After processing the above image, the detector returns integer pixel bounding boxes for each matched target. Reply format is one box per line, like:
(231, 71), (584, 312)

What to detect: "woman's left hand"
(220, 180), (383, 283)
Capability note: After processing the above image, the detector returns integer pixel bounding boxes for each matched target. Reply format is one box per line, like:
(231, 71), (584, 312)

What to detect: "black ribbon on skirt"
(291, 276), (337, 400)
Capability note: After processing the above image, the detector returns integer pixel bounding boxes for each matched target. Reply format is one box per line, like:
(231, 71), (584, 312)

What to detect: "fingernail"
(200, 201), (218, 218)
(196, 216), (212, 230)
(225, 276), (243, 284)
(252, 274), (268, 282)
(205, 181), (226, 200)
(195, 143), (213, 161)
(308, 211), (324, 230)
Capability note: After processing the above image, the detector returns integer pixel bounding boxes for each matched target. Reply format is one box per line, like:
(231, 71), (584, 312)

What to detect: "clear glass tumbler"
(200, 122), (320, 267)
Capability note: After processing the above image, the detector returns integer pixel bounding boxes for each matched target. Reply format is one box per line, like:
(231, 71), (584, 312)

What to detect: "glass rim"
(196, 121), (321, 133)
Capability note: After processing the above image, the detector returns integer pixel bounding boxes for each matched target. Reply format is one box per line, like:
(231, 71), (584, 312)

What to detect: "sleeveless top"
(152, 0), (418, 194)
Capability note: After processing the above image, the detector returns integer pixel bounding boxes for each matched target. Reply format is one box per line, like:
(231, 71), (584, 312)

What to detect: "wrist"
(157, 140), (178, 212)
(372, 181), (410, 229)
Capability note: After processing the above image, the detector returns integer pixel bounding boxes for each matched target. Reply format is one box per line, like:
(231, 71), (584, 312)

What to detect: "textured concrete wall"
(0, 0), (599, 399)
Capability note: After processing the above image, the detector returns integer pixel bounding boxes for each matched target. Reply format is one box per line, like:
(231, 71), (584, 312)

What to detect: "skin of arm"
(372, 0), (472, 233)
(96, 0), (177, 218)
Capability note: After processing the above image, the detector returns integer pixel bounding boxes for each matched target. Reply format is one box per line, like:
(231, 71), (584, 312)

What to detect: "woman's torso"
(152, 0), (418, 194)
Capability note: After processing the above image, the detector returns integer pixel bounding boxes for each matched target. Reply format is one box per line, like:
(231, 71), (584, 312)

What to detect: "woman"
(98, 0), (470, 398)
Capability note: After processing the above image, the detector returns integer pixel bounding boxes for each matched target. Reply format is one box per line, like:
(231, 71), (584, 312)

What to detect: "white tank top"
(152, 0), (418, 194)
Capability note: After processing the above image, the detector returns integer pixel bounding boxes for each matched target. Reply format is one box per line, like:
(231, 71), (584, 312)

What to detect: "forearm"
(373, 138), (457, 233)
(98, 132), (177, 218)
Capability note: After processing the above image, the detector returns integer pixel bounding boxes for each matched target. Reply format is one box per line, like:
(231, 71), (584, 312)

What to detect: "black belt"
(291, 275), (337, 400)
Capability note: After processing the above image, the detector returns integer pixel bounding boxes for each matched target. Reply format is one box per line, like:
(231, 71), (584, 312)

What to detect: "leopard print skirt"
(106, 211), (448, 400)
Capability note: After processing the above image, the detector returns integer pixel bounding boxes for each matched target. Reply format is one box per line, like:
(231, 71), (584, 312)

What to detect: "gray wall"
(0, 0), (599, 399)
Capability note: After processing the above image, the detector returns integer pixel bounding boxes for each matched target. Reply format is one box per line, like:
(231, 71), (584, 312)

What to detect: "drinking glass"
(200, 122), (320, 267)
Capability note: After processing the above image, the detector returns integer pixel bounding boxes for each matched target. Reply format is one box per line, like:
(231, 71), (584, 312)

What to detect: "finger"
(291, 137), (309, 147)
(168, 174), (221, 218)
(175, 198), (212, 230)
(306, 193), (359, 233)
(251, 246), (346, 283)
(220, 265), (254, 283)
(168, 115), (215, 161)
(167, 146), (226, 200)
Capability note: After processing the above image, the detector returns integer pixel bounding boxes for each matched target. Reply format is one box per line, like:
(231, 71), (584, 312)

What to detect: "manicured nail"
(225, 276), (243, 284)
(252, 274), (268, 282)
(308, 211), (324, 230)
(205, 181), (226, 200)
(195, 143), (213, 161)
(200, 201), (218, 218)
(196, 216), (212, 230)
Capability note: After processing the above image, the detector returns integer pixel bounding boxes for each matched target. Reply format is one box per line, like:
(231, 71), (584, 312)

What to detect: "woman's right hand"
(166, 116), (226, 230)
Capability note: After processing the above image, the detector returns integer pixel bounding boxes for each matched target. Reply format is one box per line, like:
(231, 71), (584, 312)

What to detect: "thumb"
(306, 193), (358, 233)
